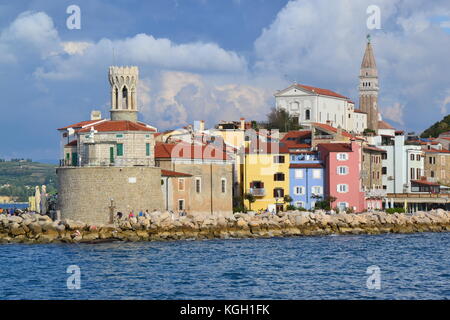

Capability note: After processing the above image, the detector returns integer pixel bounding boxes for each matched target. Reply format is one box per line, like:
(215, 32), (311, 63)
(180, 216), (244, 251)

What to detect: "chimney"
(240, 117), (245, 130)
(200, 120), (205, 131)
(90, 110), (101, 120)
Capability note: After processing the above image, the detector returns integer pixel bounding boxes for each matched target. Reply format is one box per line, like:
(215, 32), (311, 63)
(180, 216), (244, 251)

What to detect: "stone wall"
(57, 166), (164, 225)
(1, 209), (450, 244)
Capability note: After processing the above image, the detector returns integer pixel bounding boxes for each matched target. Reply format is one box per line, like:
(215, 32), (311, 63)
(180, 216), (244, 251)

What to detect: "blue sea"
(0, 232), (449, 300)
(0, 203), (28, 210)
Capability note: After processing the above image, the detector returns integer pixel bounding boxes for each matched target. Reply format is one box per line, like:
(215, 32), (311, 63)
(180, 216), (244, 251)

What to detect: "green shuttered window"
(117, 143), (123, 156)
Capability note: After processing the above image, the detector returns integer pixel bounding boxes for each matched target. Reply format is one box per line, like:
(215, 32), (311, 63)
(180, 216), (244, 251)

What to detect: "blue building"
(289, 152), (324, 210)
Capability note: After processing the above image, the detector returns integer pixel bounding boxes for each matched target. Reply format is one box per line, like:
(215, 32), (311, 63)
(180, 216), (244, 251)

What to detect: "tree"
(283, 195), (293, 204)
(420, 114), (450, 138)
(244, 193), (256, 211)
(264, 108), (302, 132)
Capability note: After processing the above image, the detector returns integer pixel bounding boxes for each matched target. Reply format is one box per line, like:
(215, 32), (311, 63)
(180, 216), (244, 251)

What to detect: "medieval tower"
(359, 36), (379, 132)
(109, 66), (139, 122)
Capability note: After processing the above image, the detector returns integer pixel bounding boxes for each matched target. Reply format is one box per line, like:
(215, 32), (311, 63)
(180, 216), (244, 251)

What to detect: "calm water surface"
(1, 232), (450, 299)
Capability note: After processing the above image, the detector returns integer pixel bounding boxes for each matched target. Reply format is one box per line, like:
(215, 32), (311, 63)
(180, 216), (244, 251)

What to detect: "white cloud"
(62, 42), (92, 55)
(382, 102), (405, 125)
(139, 71), (271, 129)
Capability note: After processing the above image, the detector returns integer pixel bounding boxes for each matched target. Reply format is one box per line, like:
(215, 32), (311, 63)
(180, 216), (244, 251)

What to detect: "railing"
(248, 188), (266, 197)
(365, 189), (387, 198)
(60, 158), (153, 167)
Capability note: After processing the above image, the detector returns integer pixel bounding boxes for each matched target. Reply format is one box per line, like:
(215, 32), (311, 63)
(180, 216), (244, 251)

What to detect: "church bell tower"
(109, 66), (139, 122)
(359, 35), (379, 132)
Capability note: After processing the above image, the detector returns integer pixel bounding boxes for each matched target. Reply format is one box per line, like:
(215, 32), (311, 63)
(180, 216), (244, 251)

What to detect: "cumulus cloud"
(137, 71), (270, 129)
(382, 102), (405, 126)
(0, 11), (61, 62)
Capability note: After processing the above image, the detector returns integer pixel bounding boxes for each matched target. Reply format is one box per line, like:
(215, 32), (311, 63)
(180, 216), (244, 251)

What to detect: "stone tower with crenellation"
(109, 66), (139, 122)
(359, 36), (379, 132)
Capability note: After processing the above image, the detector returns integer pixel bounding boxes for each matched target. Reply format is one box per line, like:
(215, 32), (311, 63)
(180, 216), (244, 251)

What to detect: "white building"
(374, 124), (424, 193)
(274, 83), (367, 134)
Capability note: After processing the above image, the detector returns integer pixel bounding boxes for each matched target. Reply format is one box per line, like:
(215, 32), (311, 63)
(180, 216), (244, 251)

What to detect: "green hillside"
(420, 114), (450, 138)
(0, 160), (57, 202)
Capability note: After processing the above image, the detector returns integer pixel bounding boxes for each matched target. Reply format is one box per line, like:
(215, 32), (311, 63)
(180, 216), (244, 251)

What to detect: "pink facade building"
(318, 141), (366, 212)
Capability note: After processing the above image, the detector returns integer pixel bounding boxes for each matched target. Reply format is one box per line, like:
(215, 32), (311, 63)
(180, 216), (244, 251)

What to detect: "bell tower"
(109, 66), (139, 122)
(359, 35), (379, 131)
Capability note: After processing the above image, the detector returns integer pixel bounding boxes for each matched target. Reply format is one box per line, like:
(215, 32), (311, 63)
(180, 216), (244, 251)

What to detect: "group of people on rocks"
(115, 208), (188, 220)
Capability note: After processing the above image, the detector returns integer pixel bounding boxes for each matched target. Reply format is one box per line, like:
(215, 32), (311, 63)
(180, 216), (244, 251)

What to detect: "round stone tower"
(109, 66), (139, 122)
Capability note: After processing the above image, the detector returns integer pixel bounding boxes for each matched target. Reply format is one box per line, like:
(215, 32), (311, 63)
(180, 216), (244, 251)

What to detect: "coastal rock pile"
(1, 209), (450, 244)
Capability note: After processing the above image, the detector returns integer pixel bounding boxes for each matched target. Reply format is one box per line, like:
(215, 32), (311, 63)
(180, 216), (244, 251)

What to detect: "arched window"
(122, 86), (128, 109)
(114, 87), (119, 109)
(305, 109), (311, 120)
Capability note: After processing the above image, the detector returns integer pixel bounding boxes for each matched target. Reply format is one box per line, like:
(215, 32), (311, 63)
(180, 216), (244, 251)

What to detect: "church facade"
(275, 38), (383, 134)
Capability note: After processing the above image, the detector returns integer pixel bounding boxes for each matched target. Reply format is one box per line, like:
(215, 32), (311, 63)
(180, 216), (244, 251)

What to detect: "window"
(431, 171), (435, 178)
(295, 169), (304, 179)
(295, 201), (304, 208)
(312, 169), (321, 179)
(338, 202), (348, 211)
(382, 167), (387, 174)
(116, 143), (124, 156)
(195, 178), (201, 193)
(429, 157), (435, 164)
(416, 154), (420, 161)
(294, 186), (305, 195)
(337, 184), (348, 193)
(312, 186), (322, 195)
(146, 143), (151, 156)
(416, 168), (421, 179)
(274, 172), (285, 181)
(382, 153), (387, 160)
(382, 185), (387, 190)
(305, 109), (311, 120)
(116, 134), (123, 138)
(410, 168), (415, 180)
(178, 199), (185, 211)
(221, 178), (226, 193)
(273, 188), (284, 198)
(178, 178), (185, 191)
(274, 155), (285, 163)
(410, 154), (414, 161)
(337, 166), (348, 175)
(337, 153), (348, 161)
(441, 156), (446, 165)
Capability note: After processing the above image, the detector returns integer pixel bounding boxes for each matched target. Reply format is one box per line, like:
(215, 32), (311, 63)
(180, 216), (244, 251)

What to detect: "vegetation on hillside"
(0, 160), (57, 202)
(420, 114), (450, 138)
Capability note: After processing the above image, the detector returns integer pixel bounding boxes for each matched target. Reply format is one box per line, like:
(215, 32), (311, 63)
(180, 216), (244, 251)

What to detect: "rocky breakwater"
(1, 209), (450, 244)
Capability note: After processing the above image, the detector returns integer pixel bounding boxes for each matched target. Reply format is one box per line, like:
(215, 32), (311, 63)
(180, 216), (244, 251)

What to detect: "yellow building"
(241, 142), (290, 212)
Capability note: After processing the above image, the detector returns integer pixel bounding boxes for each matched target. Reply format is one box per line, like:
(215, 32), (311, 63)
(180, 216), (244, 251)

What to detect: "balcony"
(248, 188), (266, 197)
(365, 189), (387, 199)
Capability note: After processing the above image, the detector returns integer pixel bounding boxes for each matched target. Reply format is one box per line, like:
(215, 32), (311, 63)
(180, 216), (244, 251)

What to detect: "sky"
(0, 0), (450, 160)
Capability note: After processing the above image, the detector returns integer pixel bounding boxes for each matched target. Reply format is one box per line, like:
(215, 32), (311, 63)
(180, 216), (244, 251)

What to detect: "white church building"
(274, 83), (367, 134)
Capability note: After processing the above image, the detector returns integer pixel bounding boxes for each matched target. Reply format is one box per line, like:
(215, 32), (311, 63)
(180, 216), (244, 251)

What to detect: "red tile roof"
(317, 143), (353, 152)
(155, 142), (231, 160)
(77, 120), (155, 133)
(161, 169), (192, 177)
(354, 109), (367, 114)
(245, 142), (290, 154)
(312, 122), (363, 140)
(64, 140), (78, 147)
(363, 145), (386, 153)
(411, 180), (440, 186)
(423, 149), (450, 154)
(378, 120), (395, 130)
(58, 119), (105, 130)
(294, 84), (349, 100)
(289, 163), (323, 169)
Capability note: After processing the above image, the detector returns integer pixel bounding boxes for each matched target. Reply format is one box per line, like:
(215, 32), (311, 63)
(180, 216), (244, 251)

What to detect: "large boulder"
(9, 222), (25, 236)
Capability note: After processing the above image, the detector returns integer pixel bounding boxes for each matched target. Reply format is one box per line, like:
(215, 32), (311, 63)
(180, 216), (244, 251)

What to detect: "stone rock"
(10, 223), (25, 236)
(28, 222), (42, 234)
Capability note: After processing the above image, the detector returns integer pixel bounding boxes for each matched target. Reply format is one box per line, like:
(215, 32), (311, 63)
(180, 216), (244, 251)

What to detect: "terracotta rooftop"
(378, 120), (395, 130)
(411, 180), (440, 186)
(161, 169), (192, 177)
(353, 109), (367, 114)
(363, 145), (386, 153)
(245, 141), (289, 154)
(64, 140), (78, 147)
(294, 84), (349, 100)
(155, 142), (231, 160)
(77, 120), (156, 133)
(57, 119), (105, 131)
(312, 122), (363, 140)
(317, 143), (353, 152)
(423, 149), (450, 154)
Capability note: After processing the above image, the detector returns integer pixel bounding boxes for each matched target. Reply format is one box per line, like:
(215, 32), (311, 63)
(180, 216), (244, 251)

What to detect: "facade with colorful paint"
(289, 152), (324, 210)
(318, 141), (366, 212)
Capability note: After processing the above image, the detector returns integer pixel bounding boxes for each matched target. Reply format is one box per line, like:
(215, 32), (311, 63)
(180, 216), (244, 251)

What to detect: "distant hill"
(0, 160), (57, 202)
(420, 114), (450, 138)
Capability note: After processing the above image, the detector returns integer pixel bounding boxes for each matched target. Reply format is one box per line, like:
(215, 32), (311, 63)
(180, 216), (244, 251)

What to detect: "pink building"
(318, 141), (366, 212)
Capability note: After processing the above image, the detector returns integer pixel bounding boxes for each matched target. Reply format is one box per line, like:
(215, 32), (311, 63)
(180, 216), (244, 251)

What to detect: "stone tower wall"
(57, 166), (164, 225)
